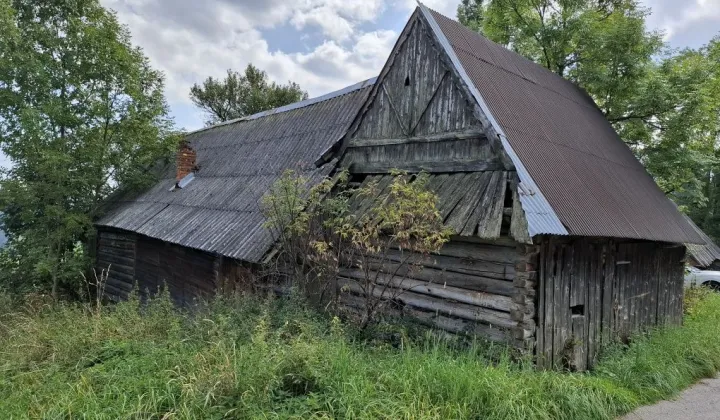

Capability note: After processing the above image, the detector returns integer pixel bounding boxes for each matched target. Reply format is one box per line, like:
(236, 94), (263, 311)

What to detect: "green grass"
(1, 289), (720, 419)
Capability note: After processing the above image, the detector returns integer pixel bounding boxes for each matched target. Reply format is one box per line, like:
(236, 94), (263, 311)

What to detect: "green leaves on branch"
(0, 0), (178, 296)
(262, 170), (451, 266)
(262, 170), (452, 326)
(190, 65), (308, 126)
(458, 0), (720, 240)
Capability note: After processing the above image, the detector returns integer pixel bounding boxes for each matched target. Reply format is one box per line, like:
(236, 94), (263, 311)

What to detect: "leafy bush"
(262, 170), (452, 328)
(2, 292), (720, 419)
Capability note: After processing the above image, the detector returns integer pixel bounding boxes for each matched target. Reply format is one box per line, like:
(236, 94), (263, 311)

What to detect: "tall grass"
(1, 289), (720, 419)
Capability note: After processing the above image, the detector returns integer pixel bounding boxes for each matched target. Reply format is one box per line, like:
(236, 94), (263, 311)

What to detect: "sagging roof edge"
(418, 3), (568, 237)
(186, 77), (378, 137)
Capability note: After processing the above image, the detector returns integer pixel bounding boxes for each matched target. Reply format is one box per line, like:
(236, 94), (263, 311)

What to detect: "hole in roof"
(404, 76), (410, 86)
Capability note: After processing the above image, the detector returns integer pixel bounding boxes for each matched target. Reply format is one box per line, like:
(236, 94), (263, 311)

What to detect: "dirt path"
(621, 377), (720, 420)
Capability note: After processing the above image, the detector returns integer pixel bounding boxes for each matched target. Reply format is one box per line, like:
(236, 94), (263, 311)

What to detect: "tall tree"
(662, 38), (720, 237)
(458, 0), (663, 124)
(190, 65), (308, 126)
(458, 0), (720, 232)
(0, 0), (177, 297)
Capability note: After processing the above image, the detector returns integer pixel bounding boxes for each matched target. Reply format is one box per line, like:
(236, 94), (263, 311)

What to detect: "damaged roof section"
(97, 80), (374, 263)
(347, 171), (529, 242)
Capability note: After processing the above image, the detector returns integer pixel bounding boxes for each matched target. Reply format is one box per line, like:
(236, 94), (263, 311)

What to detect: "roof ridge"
(186, 77), (377, 136)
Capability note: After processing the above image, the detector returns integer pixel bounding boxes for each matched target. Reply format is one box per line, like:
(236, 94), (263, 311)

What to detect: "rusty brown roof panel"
(426, 8), (702, 244)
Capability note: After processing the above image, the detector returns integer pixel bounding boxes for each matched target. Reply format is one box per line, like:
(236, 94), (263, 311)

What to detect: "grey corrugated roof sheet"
(425, 7), (702, 244)
(683, 215), (720, 268)
(97, 80), (373, 263)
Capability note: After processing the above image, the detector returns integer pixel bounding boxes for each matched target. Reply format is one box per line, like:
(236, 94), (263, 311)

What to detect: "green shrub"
(1, 292), (720, 419)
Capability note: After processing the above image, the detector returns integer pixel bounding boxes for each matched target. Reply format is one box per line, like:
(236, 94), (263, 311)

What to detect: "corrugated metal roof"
(684, 215), (720, 268)
(424, 7), (703, 244)
(97, 82), (373, 263)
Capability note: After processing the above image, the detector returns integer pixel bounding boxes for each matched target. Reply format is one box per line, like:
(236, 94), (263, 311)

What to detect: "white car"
(684, 266), (720, 290)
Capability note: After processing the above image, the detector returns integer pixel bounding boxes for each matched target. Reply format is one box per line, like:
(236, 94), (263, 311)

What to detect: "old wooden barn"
(96, 6), (703, 370)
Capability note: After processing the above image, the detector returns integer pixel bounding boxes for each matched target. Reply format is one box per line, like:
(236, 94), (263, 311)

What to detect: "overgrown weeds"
(1, 289), (720, 419)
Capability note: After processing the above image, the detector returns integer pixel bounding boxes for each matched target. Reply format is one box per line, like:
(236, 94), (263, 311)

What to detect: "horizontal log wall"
(97, 229), (137, 302)
(96, 228), (219, 305)
(536, 237), (686, 371)
(338, 237), (534, 347)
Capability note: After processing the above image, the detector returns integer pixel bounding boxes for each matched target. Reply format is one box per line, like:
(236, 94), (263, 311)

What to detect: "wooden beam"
(338, 267), (517, 312)
(349, 159), (504, 174)
(338, 279), (517, 328)
(417, 9), (515, 171)
(381, 84), (410, 136)
(408, 70), (449, 135)
(348, 129), (486, 148)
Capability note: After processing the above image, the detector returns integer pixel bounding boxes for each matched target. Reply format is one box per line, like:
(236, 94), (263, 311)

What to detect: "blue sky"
(98, 0), (718, 132)
(1, 0), (718, 170)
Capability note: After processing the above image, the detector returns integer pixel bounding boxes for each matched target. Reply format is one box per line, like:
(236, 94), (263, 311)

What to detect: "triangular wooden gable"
(348, 11), (481, 141)
(335, 9), (530, 243)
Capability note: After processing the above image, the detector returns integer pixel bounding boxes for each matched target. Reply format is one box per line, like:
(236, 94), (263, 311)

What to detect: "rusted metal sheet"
(97, 83), (373, 263)
(423, 7), (703, 244)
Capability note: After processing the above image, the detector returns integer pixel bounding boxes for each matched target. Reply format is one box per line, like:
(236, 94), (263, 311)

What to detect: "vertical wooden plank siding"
(551, 243), (564, 368)
(536, 240), (546, 368)
(537, 237), (686, 370)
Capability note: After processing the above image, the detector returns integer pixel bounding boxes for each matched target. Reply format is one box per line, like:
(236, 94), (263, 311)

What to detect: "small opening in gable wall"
(571, 304), (585, 316)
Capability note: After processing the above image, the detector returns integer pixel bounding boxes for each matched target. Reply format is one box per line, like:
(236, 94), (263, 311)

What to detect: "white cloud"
(395, 0), (460, 17)
(96, 0), (719, 134)
(660, 0), (720, 39)
(291, 7), (355, 41)
(642, 0), (720, 42)
(101, 0), (396, 130)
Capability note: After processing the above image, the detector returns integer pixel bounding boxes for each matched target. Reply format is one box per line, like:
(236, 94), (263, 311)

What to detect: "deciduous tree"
(0, 0), (177, 297)
(190, 65), (308, 126)
(458, 0), (720, 239)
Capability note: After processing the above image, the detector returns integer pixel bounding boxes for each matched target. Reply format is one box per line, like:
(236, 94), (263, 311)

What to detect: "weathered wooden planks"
(339, 278), (517, 329)
(97, 229), (137, 301)
(339, 267), (517, 312)
(337, 238), (521, 345)
(349, 14), (479, 142)
(509, 183), (532, 244)
(348, 159), (503, 174)
(536, 237), (687, 371)
(364, 260), (515, 296)
(347, 130), (485, 148)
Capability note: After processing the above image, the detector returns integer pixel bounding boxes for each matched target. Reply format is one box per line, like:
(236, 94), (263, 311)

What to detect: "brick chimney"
(176, 142), (197, 181)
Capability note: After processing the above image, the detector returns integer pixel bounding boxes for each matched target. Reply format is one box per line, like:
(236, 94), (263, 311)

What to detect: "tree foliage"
(458, 0), (720, 240)
(262, 170), (451, 328)
(0, 0), (177, 296)
(189, 65), (308, 126)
